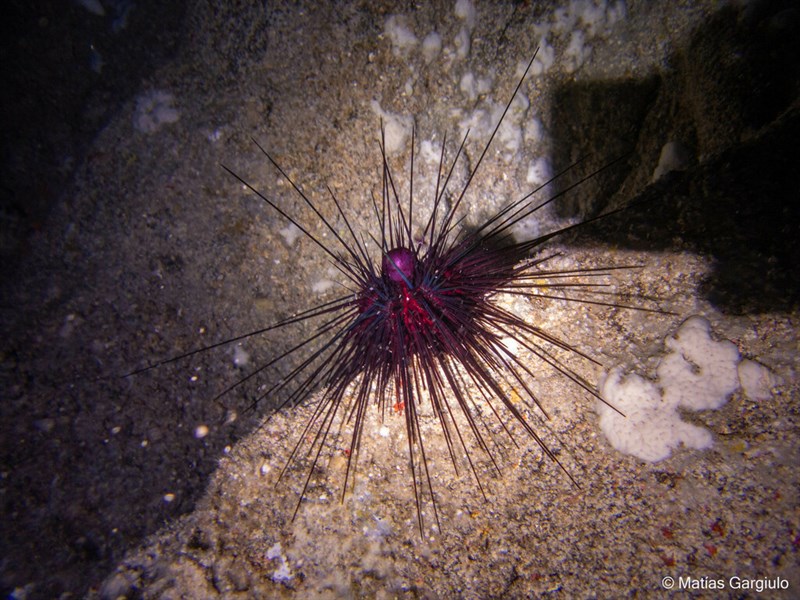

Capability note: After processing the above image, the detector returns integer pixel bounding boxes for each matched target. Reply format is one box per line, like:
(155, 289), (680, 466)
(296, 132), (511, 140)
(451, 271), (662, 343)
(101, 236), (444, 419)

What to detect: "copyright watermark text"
(661, 575), (789, 593)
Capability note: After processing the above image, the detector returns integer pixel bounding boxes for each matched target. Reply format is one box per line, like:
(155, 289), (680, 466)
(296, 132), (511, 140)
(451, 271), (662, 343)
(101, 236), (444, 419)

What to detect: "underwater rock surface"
(2, 0), (798, 597)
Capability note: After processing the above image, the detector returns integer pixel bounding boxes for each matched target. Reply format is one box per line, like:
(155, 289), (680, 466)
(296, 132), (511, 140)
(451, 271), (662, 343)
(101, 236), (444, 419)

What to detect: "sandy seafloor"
(2, 0), (799, 598)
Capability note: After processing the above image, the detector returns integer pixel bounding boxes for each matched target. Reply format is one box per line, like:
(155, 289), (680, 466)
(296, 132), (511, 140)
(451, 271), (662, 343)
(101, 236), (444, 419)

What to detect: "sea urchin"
(138, 52), (661, 534)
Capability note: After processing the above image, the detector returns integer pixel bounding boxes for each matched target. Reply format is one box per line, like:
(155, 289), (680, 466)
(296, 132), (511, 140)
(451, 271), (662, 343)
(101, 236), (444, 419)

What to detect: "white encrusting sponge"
(598, 316), (777, 462)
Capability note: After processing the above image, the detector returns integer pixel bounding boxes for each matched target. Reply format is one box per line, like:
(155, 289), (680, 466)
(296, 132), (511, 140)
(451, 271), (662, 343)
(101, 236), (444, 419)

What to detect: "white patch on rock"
(458, 92), (529, 160)
(738, 359), (782, 401)
(133, 90), (180, 134)
(421, 32), (442, 62)
(599, 316), (743, 462)
(419, 139), (440, 165)
(652, 140), (692, 181)
(384, 15), (418, 55)
(599, 369), (713, 462)
(531, 37), (556, 75)
(453, 26), (471, 60)
(232, 345), (250, 368)
(460, 71), (477, 101)
(312, 278), (335, 294)
(563, 29), (590, 73)
(455, 0), (477, 30)
(265, 542), (294, 585)
(453, 0), (477, 59)
(527, 157), (553, 188)
(279, 222), (301, 246)
(369, 101), (414, 156)
(657, 316), (740, 410)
